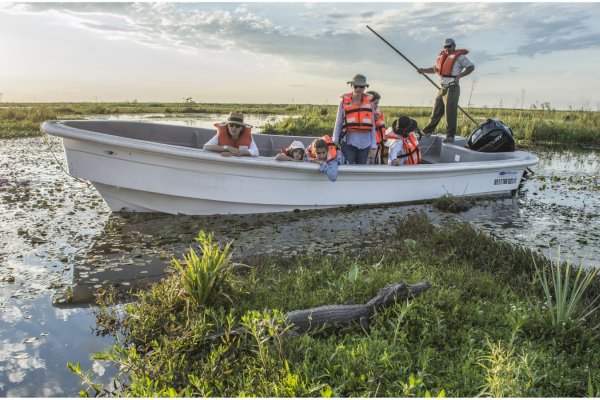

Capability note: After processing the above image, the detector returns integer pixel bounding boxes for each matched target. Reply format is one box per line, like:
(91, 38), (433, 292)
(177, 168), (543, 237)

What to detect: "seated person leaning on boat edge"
(275, 140), (308, 162)
(306, 136), (345, 182)
(386, 116), (422, 166)
(203, 112), (259, 157)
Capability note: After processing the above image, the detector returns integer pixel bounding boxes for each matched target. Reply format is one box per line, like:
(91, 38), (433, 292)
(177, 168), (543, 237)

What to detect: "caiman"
(206, 281), (431, 341)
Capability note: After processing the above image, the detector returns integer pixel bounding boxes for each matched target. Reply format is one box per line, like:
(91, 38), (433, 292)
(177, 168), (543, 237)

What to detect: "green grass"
(2, 102), (600, 146)
(71, 212), (600, 397)
(263, 104), (600, 147)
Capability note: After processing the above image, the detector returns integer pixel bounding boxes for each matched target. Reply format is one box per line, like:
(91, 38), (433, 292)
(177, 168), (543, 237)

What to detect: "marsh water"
(1, 114), (599, 396)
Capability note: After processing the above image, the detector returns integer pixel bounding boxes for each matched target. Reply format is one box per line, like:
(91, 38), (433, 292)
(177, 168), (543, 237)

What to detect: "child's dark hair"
(312, 138), (327, 150)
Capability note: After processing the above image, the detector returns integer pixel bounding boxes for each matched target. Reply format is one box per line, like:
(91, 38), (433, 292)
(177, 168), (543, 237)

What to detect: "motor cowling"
(467, 118), (515, 152)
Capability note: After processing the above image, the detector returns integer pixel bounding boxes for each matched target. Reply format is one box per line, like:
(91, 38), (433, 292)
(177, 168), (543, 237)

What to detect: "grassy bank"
(0, 102), (308, 139)
(72, 213), (600, 397)
(2, 102), (600, 146)
(262, 105), (600, 147)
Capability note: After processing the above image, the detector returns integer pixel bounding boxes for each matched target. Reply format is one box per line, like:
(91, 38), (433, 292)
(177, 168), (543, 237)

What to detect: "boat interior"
(58, 120), (528, 164)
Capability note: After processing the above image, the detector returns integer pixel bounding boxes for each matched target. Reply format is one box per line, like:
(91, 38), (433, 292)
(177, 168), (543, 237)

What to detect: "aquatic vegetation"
(70, 214), (600, 397)
(432, 194), (474, 213)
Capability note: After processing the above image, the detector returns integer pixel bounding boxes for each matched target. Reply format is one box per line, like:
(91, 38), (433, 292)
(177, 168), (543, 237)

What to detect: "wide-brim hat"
(347, 74), (369, 87)
(225, 111), (250, 127)
(288, 140), (306, 151)
(392, 116), (418, 135)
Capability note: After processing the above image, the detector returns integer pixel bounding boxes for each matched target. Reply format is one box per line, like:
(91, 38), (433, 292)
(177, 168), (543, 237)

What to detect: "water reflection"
(85, 112), (289, 133)
(532, 145), (600, 174)
(0, 294), (115, 397)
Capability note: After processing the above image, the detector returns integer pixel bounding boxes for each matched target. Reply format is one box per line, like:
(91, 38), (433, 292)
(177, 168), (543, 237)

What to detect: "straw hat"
(225, 112), (248, 126)
(347, 74), (369, 87)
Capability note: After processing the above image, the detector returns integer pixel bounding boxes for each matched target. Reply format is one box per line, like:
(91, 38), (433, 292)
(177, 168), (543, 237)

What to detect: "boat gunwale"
(41, 120), (540, 174)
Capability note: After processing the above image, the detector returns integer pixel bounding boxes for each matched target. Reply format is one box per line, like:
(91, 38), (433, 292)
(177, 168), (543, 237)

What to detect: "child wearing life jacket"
(275, 140), (307, 162)
(307, 136), (345, 182)
(387, 116), (422, 166)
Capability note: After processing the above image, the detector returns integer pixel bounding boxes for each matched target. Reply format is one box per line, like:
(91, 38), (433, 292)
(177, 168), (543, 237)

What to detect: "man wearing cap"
(417, 38), (475, 143)
(203, 111), (259, 157)
(332, 74), (377, 164)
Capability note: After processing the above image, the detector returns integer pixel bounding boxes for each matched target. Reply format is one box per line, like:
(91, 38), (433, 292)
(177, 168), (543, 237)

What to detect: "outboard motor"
(467, 118), (515, 152)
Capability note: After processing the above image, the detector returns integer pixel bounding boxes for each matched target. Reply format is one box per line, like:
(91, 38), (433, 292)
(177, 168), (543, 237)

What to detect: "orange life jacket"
(341, 93), (374, 132)
(388, 131), (421, 165)
(435, 49), (469, 77)
(374, 107), (386, 144)
(306, 135), (338, 162)
(214, 123), (253, 148)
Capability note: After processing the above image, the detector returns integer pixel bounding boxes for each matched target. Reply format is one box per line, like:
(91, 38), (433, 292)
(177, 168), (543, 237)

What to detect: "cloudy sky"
(1, 2), (600, 110)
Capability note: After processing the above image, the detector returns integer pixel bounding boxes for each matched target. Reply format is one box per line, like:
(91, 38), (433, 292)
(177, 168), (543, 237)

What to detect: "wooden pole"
(366, 25), (478, 126)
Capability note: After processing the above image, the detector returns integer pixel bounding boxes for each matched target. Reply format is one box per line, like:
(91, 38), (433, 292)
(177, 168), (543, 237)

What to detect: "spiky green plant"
(171, 231), (234, 310)
(533, 247), (600, 330)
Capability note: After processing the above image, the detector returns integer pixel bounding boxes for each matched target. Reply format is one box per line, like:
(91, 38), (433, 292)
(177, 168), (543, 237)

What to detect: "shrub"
(171, 231), (236, 310)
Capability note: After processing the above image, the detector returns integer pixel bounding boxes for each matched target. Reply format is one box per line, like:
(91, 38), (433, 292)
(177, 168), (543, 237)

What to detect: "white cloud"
(2, 2), (600, 107)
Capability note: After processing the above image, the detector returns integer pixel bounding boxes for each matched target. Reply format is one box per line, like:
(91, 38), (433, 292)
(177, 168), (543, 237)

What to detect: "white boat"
(41, 120), (539, 215)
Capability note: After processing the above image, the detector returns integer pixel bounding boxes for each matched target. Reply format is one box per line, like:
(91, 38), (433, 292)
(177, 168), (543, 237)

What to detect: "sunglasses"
(444, 45), (453, 49)
(353, 85), (366, 89)
(228, 123), (242, 128)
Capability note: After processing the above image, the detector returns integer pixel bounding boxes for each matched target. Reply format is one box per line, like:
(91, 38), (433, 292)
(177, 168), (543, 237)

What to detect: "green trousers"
(422, 84), (460, 138)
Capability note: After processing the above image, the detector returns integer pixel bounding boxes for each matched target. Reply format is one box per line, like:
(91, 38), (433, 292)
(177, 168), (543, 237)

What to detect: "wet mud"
(1, 132), (599, 396)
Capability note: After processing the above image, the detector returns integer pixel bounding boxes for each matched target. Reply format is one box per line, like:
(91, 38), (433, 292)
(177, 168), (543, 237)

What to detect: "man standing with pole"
(417, 38), (475, 143)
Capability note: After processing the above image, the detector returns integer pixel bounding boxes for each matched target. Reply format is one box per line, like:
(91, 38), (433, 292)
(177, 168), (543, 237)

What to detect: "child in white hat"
(275, 140), (307, 162)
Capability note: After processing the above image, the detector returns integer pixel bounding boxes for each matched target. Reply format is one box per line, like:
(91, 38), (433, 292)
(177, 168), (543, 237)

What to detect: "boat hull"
(42, 120), (539, 215)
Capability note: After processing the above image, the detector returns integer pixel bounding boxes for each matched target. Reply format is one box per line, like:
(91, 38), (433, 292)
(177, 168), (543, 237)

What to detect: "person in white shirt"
(387, 116), (422, 166)
(331, 74), (377, 164)
(203, 112), (259, 157)
(417, 38), (475, 143)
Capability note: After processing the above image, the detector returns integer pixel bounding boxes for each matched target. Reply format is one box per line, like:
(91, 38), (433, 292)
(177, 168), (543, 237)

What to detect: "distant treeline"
(1, 102), (599, 146)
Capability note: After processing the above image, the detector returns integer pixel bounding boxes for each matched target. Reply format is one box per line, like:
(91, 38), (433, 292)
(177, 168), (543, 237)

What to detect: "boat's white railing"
(41, 120), (539, 174)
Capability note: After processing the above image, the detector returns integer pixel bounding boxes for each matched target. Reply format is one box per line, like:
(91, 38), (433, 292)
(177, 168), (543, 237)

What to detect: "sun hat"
(392, 116), (418, 135)
(226, 112), (246, 126)
(444, 38), (455, 47)
(288, 140), (306, 151)
(347, 74), (369, 87)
